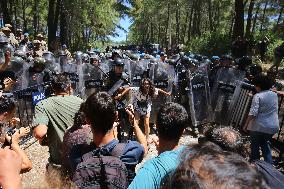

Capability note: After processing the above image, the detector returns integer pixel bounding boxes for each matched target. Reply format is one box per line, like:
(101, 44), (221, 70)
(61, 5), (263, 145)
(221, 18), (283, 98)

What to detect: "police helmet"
(14, 50), (27, 59)
(82, 53), (90, 63)
(113, 59), (125, 67)
(43, 51), (55, 64)
(236, 56), (252, 70)
(9, 56), (24, 73)
(74, 51), (83, 60)
(249, 64), (262, 76)
(32, 57), (46, 73)
(0, 34), (8, 43)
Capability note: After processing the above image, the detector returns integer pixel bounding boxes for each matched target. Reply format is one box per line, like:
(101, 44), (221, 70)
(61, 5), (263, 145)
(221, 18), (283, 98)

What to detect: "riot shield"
(82, 62), (109, 99)
(130, 59), (148, 87)
(6, 57), (30, 91)
(149, 62), (175, 123)
(187, 64), (212, 127)
(211, 67), (246, 125)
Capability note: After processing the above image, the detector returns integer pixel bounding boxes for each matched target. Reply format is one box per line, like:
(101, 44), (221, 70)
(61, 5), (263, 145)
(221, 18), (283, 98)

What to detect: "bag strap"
(110, 143), (127, 158)
(82, 151), (95, 161)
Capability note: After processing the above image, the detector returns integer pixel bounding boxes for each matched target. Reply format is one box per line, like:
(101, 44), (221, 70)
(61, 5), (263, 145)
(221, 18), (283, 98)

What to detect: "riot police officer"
(0, 34), (11, 72)
(106, 59), (129, 91)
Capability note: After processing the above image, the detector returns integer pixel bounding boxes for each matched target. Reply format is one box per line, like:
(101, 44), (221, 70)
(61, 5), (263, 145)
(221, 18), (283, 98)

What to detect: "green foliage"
(186, 30), (231, 56)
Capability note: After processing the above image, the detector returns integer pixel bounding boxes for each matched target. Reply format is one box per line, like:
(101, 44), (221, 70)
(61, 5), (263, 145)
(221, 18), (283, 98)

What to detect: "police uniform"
(33, 40), (43, 57)
(37, 34), (48, 51)
(1, 27), (18, 48)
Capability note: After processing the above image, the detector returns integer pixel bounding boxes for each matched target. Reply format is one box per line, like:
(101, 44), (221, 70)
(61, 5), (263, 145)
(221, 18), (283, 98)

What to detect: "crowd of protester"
(0, 73), (283, 188)
(0, 23), (284, 189)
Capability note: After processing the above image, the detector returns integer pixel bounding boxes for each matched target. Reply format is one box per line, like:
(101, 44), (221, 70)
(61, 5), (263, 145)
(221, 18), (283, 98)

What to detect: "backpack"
(72, 143), (128, 189)
(252, 160), (284, 189)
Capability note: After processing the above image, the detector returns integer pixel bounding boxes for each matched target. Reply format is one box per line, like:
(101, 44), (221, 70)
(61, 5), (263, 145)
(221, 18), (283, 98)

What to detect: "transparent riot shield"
(82, 62), (109, 99)
(211, 67), (246, 125)
(130, 60), (148, 87)
(187, 64), (212, 127)
(6, 57), (30, 91)
(149, 62), (175, 123)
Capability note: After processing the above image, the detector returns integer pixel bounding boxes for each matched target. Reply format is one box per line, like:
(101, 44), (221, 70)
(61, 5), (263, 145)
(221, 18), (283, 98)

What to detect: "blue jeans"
(250, 131), (273, 164)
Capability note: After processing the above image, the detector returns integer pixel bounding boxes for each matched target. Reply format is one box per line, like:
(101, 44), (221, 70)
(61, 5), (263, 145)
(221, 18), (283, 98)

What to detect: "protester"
(70, 92), (146, 188)
(0, 97), (32, 173)
(116, 78), (171, 141)
(32, 74), (83, 175)
(62, 102), (92, 176)
(203, 126), (284, 189)
(243, 74), (279, 164)
(0, 148), (22, 189)
(161, 142), (270, 189)
(128, 102), (188, 189)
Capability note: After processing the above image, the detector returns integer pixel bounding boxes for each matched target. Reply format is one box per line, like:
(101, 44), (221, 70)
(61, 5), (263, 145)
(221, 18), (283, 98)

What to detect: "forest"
(0, 0), (283, 60)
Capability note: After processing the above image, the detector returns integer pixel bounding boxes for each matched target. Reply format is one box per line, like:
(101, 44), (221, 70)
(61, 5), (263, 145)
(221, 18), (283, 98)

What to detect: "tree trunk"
(22, 0), (27, 31)
(2, 0), (12, 26)
(233, 0), (244, 40)
(176, 3), (180, 45)
(33, 0), (39, 36)
(260, 0), (268, 32)
(48, 0), (56, 51)
(167, 2), (172, 49)
(245, 0), (255, 37)
(274, 5), (283, 32)
(182, 9), (189, 43)
(60, 0), (68, 46)
(14, 0), (18, 31)
(252, 3), (260, 33)
(187, 0), (195, 43)
(208, 0), (213, 31)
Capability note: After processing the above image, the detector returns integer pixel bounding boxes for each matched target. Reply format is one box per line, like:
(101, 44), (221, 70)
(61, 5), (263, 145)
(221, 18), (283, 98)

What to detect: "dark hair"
(161, 142), (269, 189)
(252, 74), (273, 91)
(69, 102), (87, 132)
(0, 97), (15, 115)
(139, 78), (155, 98)
(51, 73), (71, 93)
(84, 92), (116, 134)
(0, 71), (17, 81)
(156, 102), (188, 142)
(204, 126), (243, 155)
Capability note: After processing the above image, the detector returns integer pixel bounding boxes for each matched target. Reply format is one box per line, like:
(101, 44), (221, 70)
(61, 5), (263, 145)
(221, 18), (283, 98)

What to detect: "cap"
(211, 56), (220, 61)
(62, 44), (67, 49)
(24, 33), (29, 37)
(2, 27), (11, 32)
(37, 34), (43, 38)
(33, 40), (41, 44)
(160, 52), (167, 57)
(4, 24), (12, 28)
(16, 28), (23, 32)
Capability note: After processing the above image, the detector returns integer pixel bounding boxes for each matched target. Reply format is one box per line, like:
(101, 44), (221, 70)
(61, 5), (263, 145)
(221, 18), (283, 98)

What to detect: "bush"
(185, 30), (231, 57)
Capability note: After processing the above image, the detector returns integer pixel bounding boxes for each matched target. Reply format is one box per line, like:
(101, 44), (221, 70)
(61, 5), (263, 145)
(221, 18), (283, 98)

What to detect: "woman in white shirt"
(116, 78), (171, 140)
(243, 74), (279, 164)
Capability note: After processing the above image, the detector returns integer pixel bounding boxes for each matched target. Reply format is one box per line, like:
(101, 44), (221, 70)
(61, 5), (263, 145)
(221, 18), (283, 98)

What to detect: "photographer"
(0, 97), (32, 174)
(32, 73), (83, 178)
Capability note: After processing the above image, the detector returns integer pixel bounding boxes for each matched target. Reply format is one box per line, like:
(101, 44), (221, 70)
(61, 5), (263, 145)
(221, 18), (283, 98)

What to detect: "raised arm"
(0, 51), (11, 72)
(157, 88), (171, 96)
(114, 87), (131, 100)
(125, 105), (148, 154)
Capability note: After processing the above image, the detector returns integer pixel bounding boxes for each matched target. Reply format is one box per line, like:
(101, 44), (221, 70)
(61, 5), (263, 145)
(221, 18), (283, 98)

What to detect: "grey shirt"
(248, 90), (279, 134)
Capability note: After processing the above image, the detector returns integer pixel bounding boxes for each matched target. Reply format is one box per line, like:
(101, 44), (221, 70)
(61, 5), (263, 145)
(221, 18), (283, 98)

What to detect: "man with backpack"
(70, 92), (147, 188)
